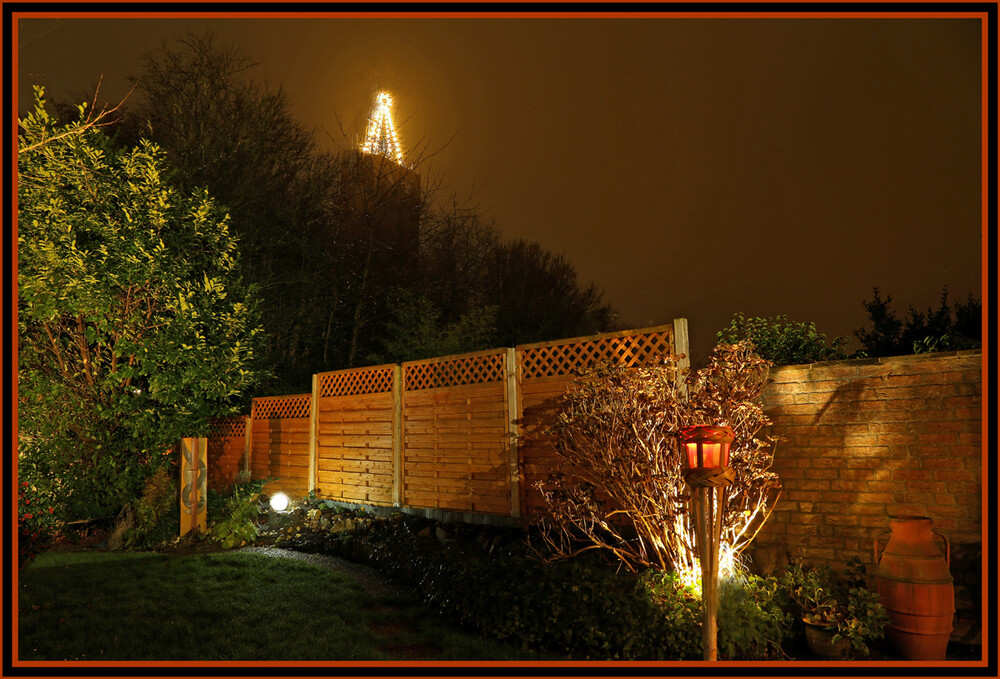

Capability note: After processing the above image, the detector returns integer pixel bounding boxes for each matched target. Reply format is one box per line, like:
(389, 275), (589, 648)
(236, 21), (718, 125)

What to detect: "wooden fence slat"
(309, 374), (319, 493)
(392, 365), (403, 506)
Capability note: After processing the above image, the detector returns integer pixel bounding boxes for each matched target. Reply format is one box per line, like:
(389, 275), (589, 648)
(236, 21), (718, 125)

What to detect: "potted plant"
(780, 558), (889, 659)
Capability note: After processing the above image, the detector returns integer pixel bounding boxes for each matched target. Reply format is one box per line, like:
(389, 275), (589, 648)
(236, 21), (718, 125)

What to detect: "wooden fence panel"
(517, 325), (678, 517)
(250, 394), (312, 497)
(230, 322), (683, 521)
(402, 350), (511, 515)
(314, 364), (396, 506)
(316, 365), (393, 505)
(207, 416), (247, 493)
(517, 374), (576, 517)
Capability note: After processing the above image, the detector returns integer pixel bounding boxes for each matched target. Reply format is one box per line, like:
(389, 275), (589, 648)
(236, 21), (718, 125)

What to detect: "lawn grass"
(18, 550), (552, 661)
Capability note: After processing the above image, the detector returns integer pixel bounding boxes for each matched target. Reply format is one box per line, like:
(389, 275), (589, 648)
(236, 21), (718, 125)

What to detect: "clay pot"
(802, 619), (851, 660)
(875, 515), (954, 660)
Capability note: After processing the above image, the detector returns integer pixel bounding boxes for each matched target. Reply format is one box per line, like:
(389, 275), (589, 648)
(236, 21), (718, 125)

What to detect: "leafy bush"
(424, 552), (701, 660)
(295, 519), (702, 659)
(534, 341), (781, 579)
(18, 481), (62, 567)
(276, 513), (809, 660)
(116, 466), (178, 549)
(717, 574), (792, 659)
(208, 480), (267, 548)
(855, 286), (981, 358)
(717, 313), (849, 365)
(17, 88), (264, 523)
(779, 560), (888, 657)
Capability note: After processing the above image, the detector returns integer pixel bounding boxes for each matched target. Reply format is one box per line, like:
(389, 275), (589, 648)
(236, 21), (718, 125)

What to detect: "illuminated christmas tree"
(361, 91), (404, 165)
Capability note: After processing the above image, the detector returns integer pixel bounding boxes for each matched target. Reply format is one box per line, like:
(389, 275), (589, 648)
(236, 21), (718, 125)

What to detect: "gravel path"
(238, 546), (416, 600)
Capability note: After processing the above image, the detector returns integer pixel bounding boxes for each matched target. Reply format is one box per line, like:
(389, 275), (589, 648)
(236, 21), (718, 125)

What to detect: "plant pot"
(875, 515), (954, 660)
(802, 618), (851, 660)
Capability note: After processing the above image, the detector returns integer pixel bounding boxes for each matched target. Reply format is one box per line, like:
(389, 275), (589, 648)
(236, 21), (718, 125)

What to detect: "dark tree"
(119, 33), (345, 393)
(18, 89), (264, 520)
(855, 286), (982, 357)
(486, 239), (617, 347)
(85, 31), (618, 388)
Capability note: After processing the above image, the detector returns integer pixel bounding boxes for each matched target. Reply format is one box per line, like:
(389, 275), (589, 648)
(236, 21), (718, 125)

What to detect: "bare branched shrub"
(108, 466), (176, 550)
(531, 341), (781, 578)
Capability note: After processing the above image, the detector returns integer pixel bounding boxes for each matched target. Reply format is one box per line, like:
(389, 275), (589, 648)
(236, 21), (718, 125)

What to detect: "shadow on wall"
(748, 353), (982, 645)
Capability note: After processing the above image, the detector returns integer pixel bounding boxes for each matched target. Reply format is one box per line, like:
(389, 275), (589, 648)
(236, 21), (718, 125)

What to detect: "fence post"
(673, 317), (690, 396)
(505, 347), (521, 519)
(180, 437), (208, 535)
(308, 374), (319, 494)
(392, 364), (404, 507)
(243, 415), (252, 475)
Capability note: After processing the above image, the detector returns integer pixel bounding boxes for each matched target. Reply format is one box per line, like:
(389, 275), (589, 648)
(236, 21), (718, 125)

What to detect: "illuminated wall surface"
(756, 350), (983, 645)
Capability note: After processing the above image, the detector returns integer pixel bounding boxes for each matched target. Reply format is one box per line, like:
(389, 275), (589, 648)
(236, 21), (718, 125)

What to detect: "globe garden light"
(269, 491), (290, 513)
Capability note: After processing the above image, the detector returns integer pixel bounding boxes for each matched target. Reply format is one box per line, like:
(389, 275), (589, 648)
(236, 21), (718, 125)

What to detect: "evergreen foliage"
(18, 87), (264, 521)
(855, 286), (981, 358)
(368, 288), (498, 364)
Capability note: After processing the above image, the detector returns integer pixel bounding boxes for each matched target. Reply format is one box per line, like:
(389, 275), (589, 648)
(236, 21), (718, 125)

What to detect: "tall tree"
(418, 202), (501, 324)
(334, 151), (427, 367)
(18, 89), (264, 520)
(120, 33), (343, 393)
(109, 32), (618, 387)
(486, 239), (617, 347)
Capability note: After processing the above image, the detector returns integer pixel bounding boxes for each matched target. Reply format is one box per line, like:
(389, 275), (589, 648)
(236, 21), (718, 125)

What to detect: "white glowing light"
(677, 542), (741, 595)
(269, 492), (290, 513)
(361, 91), (405, 165)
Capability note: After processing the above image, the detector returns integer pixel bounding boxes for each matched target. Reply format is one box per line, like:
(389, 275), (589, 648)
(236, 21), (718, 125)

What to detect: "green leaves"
(717, 574), (792, 659)
(717, 313), (850, 365)
(18, 89), (264, 521)
(779, 561), (888, 657)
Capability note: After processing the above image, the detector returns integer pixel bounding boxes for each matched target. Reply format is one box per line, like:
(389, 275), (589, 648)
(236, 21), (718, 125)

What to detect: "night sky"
(15, 14), (985, 365)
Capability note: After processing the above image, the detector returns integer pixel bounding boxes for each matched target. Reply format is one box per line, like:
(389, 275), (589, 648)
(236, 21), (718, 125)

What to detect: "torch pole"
(679, 425), (736, 663)
(700, 486), (717, 661)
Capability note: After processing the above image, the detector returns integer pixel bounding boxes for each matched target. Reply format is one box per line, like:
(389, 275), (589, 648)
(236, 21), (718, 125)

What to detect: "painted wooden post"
(505, 347), (521, 518)
(180, 437), (208, 535)
(308, 374), (319, 493)
(392, 364), (404, 507)
(242, 416), (252, 475)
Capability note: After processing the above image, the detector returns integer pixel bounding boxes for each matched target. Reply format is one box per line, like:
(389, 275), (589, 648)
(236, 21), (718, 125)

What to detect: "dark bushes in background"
(855, 286), (981, 357)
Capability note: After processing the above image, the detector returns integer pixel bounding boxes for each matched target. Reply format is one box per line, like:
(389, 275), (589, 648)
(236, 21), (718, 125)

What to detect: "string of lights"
(361, 91), (404, 165)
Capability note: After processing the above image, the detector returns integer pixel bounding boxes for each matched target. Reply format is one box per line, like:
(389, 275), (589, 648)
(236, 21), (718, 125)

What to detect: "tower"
(340, 90), (421, 287)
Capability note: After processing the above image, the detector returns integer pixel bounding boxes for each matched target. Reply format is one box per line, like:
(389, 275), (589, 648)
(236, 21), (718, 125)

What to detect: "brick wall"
(752, 349), (983, 643)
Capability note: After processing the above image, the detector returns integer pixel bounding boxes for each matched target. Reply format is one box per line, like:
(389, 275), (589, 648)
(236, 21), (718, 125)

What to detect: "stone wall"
(751, 350), (983, 643)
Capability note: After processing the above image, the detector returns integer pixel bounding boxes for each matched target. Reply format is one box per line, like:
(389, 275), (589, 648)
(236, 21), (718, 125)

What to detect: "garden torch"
(680, 424), (735, 662)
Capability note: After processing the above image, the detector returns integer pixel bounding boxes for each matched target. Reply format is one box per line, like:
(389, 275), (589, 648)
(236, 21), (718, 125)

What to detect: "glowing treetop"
(361, 91), (404, 165)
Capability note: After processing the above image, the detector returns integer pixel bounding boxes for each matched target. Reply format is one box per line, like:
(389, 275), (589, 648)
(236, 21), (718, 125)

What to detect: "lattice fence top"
(519, 328), (675, 380)
(404, 351), (505, 391)
(318, 365), (394, 397)
(209, 416), (246, 438)
(251, 394), (312, 420)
